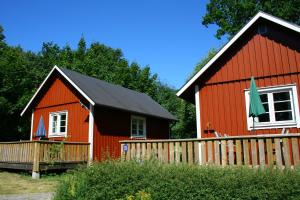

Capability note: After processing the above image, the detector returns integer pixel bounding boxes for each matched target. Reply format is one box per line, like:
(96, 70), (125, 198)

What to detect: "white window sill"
(130, 136), (146, 139)
(48, 133), (67, 138)
(248, 121), (299, 130)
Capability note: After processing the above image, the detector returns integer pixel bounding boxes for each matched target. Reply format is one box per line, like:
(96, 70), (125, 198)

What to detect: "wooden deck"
(120, 134), (300, 169)
(0, 141), (89, 178)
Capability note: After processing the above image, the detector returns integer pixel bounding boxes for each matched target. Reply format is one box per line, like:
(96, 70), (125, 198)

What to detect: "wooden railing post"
(32, 142), (40, 179)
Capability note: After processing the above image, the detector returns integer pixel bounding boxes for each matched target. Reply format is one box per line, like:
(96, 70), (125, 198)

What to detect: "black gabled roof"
(59, 67), (176, 121)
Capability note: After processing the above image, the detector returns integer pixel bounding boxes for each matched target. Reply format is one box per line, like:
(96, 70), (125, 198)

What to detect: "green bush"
(54, 160), (300, 200)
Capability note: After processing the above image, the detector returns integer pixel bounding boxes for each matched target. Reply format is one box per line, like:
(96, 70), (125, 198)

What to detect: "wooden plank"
(169, 142), (174, 164)
(251, 139), (258, 167)
(141, 143), (146, 160)
(214, 141), (220, 165)
(188, 142), (193, 164)
(243, 139), (250, 166)
(126, 144), (131, 161)
(266, 139), (273, 166)
(146, 143), (151, 160)
(258, 139), (265, 167)
(182, 142), (187, 163)
(130, 143), (136, 159)
(291, 138), (300, 166)
(152, 143), (157, 159)
(207, 141), (213, 164)
(275, 139), (283, 169)
(121, 144), (125, 161)
(194, 142), (199, 164)
(175, 142), (180, 163)
(163, 142), (169, 163)
(236, 140), (242, 166)
(221, 140), (227, 166)
(282, 138), (291, 168)
(228, 140), (234, 166)
(136, 143), (141, 160)
(158, 142), (163, 161)
(201, 141), (207, 165)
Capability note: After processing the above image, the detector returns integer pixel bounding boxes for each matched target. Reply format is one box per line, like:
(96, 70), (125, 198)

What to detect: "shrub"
(54, 160), (300, 200)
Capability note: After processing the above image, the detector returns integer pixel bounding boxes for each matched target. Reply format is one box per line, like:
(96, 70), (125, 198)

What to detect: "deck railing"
(120, 134), (300, 168)
(0, 141), (90, 178)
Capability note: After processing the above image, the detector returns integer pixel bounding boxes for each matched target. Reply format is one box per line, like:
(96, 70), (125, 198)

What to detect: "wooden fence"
(0, 141), (90, 177)
(120, 134), (300, 168)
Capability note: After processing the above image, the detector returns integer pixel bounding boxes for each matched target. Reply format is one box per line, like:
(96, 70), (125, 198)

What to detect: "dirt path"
(0, 192), (54, 200)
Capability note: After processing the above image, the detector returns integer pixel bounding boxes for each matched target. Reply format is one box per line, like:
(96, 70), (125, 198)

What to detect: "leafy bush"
(54, 160), (300, 200)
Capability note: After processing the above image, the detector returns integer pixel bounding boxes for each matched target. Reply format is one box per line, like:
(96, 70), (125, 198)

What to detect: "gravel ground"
(0, 192), (54, 200)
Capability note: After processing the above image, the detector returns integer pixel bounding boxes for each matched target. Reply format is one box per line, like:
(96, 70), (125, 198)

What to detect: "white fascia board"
(176, 11), (300, 97)
(55, 66), (95, 106)
(20, 65), (95, 116)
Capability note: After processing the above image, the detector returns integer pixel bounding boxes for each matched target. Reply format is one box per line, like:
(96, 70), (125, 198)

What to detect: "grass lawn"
(0, 170), (63, 194)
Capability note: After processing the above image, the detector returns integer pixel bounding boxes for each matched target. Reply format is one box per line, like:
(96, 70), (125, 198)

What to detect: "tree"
(0, 27), (195, 141)
(202, 0), (300, 39)
(189, 48), (217, 79)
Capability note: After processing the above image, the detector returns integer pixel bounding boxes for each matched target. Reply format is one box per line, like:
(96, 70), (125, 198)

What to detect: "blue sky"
(0, 0), (226, 89)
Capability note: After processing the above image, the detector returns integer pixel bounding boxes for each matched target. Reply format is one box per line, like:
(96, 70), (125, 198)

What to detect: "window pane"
(60, 127), (66, 133)
(132, 129), (137, 135)
(273, 92), (290, 101)
(52, 115), (57, 133)
(274, 101), (291, 111)
(258, 113), (270, 122)
(262, 103), (269, 112)
(138, 130), (144, 135)
(61, 114), (66, 120)
(275, 111), (293, 121)
(260, 94), (268, 103)
(60, 120), (66, 127)
(138, 123), (143, 131)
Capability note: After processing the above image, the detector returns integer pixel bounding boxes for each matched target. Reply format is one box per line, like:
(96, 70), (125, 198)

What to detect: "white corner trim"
(88, 104), (94, 161)
(195, 85), (201, 138)
(20, 65), (95, 116)
(195, 85), (203, 165)
(176, 11), (300, 97)
(30, 109), (34, 141)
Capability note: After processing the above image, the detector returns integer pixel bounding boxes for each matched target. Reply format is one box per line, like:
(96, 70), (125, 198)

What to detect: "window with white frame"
(49, 111), (68, 136)
(131, 116), (146, 138)
(245, 85), (300, 130)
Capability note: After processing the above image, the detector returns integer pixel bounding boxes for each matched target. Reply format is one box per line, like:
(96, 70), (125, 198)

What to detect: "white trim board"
(88, 104), (94, 161)
(20, 65), (95, 116)
(176, 11), (300, 97)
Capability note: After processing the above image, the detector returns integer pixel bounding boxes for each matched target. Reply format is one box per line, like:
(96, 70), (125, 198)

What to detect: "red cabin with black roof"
(21, 66), (176, 160)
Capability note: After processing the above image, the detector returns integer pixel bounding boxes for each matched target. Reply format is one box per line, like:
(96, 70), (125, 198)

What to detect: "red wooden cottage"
(21, 66), (176, 160)
(177, 12), (300, 139)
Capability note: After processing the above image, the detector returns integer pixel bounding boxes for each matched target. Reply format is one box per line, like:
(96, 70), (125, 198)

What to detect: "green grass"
(0, 170), (63, 194)
(54, 160), (300, 200)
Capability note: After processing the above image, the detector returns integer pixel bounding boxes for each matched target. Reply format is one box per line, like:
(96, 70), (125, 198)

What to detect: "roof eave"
(20, 66), (95, 117)
(176, 11), (300, 98)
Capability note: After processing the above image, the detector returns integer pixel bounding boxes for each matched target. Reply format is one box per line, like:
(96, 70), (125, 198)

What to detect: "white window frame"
(48, 111), (68, 137)
(131, 115), (146, 138)
(245, 84), (300, 130)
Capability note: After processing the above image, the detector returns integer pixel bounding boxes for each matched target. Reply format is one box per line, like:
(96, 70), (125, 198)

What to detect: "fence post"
(32, 142), (40, 179)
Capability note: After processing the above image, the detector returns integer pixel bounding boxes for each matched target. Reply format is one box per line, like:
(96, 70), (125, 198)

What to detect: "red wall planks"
(198, 24), (300, 138)
(93, 107), (170, 160)
(32, 76), (89, 142)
